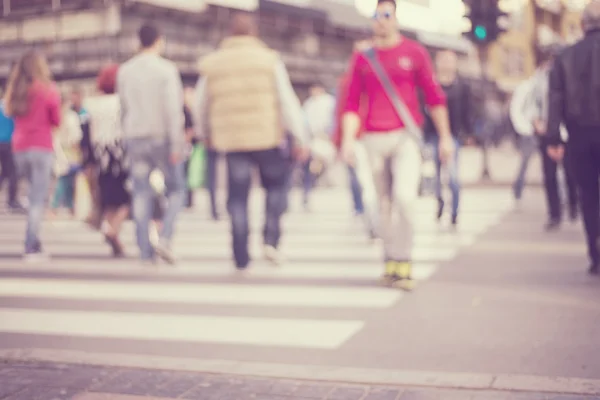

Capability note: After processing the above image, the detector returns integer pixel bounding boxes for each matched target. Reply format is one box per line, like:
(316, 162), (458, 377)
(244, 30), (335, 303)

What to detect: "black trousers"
(569, 136), (600, 265)
(0, 142), (18, 205)
(539, 141), (578, 221)
(226, 147), (288, 268)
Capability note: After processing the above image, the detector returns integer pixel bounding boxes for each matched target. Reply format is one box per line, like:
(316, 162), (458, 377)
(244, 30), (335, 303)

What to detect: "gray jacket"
(117, 52), (185, 154)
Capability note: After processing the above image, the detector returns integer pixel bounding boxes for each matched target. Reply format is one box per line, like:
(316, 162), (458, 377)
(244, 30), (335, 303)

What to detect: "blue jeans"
(513, 135), (538, 199)
(348, 165), (364, 214)
(14, 150), (54, 253)
(126, 138), (186, 260)
(51, 171), (76, 210)
(432, 136), (461, 217)
(205, 149), (219, 218)
(226, 147), (287, 268)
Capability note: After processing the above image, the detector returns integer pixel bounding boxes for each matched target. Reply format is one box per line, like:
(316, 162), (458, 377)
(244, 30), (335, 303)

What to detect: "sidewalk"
(0, 360), (597, 400)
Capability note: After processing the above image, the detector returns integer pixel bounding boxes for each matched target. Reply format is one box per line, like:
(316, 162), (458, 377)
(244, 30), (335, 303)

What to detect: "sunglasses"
(372, 11), (394, 20)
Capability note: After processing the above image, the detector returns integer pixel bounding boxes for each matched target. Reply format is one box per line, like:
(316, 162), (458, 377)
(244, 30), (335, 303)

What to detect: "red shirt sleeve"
(47, 83), (61, 128)
(332, 76), (348, 148)
(414, 45), (446, 107)
(343, 52), (365, 114)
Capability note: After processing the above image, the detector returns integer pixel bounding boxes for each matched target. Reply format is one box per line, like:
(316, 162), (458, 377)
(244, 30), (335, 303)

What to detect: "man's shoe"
(264, 245), (283, 266)
(392, 261), (415, 292)
(589, 263), (599, 276)
(436, 198), (444, 221)
(381, 261), (396, 284)
(154, 241), (176, 265)
(544, 219), (561, 231)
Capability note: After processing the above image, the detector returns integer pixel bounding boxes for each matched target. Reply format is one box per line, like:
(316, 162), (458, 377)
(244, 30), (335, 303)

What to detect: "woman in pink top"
(3, 51), (61, 260)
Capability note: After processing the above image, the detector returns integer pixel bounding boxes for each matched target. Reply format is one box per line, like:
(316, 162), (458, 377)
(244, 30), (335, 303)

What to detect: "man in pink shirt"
(341, 0), (454, 290)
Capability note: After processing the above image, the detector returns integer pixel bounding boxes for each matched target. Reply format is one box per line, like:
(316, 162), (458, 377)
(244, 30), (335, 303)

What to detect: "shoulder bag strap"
(362, 47), (424, 148)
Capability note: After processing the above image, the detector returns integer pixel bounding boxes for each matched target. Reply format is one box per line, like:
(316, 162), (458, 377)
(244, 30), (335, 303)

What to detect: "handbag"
(187, 144), (206, 189)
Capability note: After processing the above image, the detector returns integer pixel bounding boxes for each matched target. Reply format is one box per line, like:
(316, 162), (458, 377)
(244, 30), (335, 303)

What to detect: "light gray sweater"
(117, 52), (185, 154)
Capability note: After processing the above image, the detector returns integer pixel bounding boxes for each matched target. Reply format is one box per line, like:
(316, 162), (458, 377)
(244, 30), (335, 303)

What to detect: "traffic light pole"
(477, 44), (492, 181)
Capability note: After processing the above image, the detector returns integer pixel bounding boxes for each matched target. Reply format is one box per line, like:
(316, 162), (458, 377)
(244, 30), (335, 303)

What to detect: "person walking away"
(182, 88), (196, 210)
(546, 0), (600, 275)
(71, 86), (99, 228)
(49, 95), (83, 218)
(86, 64), (131, 257)
(194, 11), (308, 269)
(423, 50), (471, 226)
(524, 48), (578, 230)
(117, 23), (186, 265)
(3, 51), (61, 260)
(301, 81), (336, 211)
(0, 87), (24, 212)
(510, 74), (539, 204)
(340, 0), (452, 290)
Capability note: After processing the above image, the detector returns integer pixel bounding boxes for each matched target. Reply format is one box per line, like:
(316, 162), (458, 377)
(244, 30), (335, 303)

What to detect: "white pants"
(355, 131), (422, 261)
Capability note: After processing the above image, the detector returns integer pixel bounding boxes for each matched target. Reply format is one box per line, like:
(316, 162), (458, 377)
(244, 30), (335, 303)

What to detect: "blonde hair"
(3, 51), (51, 117)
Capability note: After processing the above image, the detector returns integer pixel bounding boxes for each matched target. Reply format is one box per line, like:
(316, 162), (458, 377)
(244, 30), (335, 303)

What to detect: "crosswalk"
(0, 188), (514, 354)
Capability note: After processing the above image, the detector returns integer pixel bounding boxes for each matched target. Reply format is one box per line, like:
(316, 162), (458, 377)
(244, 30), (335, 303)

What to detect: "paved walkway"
(0, 361), (599, 399)
(1, 188), (598, 398)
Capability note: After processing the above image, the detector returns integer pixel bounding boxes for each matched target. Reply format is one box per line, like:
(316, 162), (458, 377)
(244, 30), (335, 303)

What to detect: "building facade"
(0, 0), (475, 100)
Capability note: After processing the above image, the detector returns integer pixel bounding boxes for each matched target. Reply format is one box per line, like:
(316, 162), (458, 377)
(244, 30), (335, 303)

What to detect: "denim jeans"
(126, 138), (186, 260)
(226, 147), (287, 268)
(347, 165), (364, 214)
(205, 149), (219, 218)
(51, 171), (76, 210)
(513, 135), (538, 199)
(0, 142), (18, 205)
(14, 150), (54, 253)
(432, 136), (461, 217)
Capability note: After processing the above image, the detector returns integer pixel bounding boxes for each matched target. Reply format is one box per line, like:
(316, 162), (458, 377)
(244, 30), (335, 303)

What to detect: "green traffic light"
(474, 25), (487, 40)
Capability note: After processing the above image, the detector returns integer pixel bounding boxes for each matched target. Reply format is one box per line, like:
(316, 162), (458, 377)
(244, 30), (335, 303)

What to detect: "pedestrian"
(3, 51), (61, 260)
(0, 84), (24, 213)
(514, 48), (578, 230)
(546, 0), (600, 275)
(86, 64), (131, 257)
(301, 81), (336, 211)
(49, 93), (83, 218)
(194, 10), (309, 269)
(423, 50), (472, 226)
(340, 0), (452, 290)
(117, 22), (186, 265)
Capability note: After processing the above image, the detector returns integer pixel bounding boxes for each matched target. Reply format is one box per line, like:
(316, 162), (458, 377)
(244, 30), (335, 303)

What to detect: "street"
(0, 187), (599, 399)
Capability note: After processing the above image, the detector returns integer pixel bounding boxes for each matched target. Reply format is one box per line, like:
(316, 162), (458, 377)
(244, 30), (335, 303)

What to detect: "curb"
(1, 349), (599, 396)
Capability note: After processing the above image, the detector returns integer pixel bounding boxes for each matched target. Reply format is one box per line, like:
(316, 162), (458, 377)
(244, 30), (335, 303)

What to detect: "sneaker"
(264, 245), (283, 266)
(8, 202), (26, 214)
(392, 261), (415, 291)
(436, 199), (444, 221)
(544, 219), (561, 231)
(23, 245), (49, 263)
(381, 261), (396, 284)
(154, 241), (176, 265)
(451, 214), (458, 227)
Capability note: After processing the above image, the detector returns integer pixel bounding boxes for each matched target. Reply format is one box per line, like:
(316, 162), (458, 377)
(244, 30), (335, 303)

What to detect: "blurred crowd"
(0, 0), (599, 289)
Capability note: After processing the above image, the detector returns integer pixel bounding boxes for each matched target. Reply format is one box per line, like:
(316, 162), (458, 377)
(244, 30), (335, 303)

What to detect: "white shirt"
(84, 94), (122, 147)
(303, 93), (336, 139)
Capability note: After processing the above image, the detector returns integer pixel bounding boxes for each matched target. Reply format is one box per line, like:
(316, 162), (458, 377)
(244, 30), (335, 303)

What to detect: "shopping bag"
(187, 144), (206, 189)
(74, 173), (92, 221)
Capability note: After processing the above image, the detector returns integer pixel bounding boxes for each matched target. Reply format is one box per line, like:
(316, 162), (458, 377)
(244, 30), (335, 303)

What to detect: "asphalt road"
(0, 187), (598, 391)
